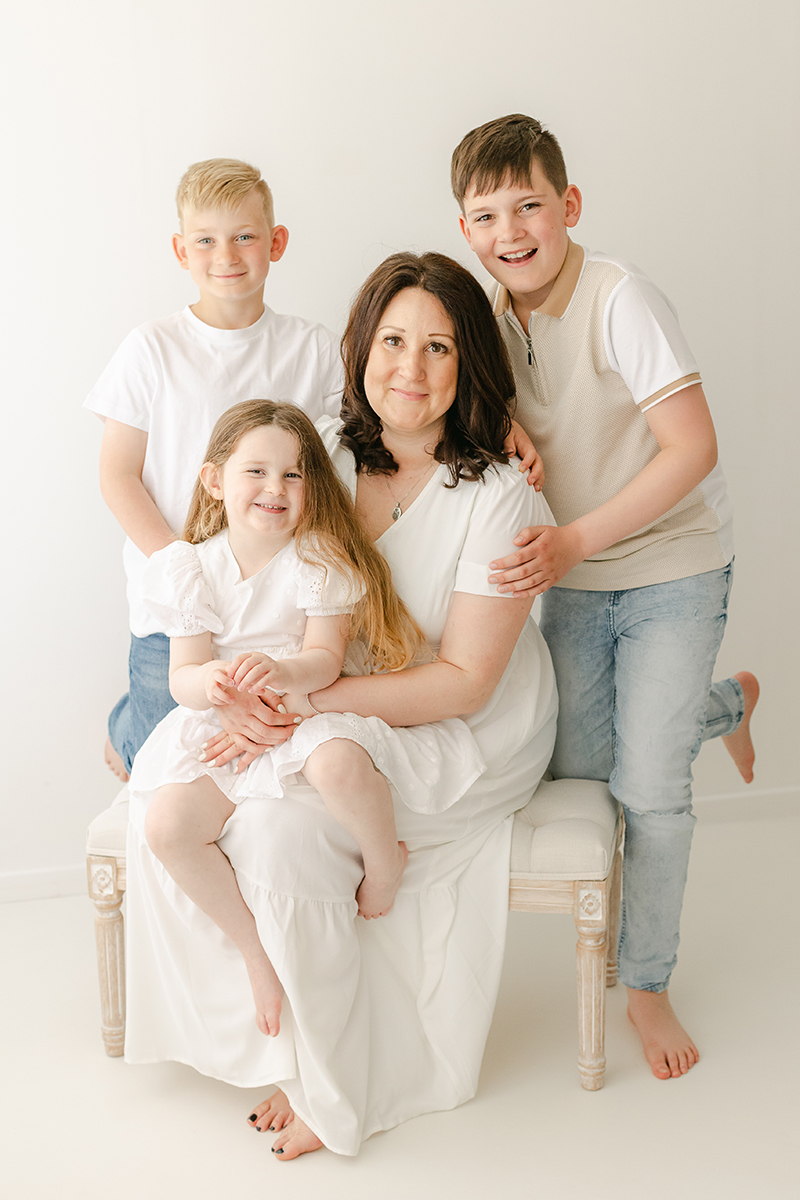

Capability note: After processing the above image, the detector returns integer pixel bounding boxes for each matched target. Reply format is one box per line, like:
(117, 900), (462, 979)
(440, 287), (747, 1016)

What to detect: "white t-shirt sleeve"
(454, 465), (555, 597)
(84, 327), (158, 431)
(317, 327), (345, 419)
(603, 272), (701, 412)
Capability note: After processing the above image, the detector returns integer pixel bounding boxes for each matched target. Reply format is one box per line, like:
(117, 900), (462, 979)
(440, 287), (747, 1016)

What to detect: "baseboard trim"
(0, 865), (86, 904)
(694, 785), (800, 803)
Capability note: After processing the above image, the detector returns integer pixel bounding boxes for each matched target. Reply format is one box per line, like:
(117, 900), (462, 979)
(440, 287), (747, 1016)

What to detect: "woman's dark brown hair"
(339, 252), (515, 485)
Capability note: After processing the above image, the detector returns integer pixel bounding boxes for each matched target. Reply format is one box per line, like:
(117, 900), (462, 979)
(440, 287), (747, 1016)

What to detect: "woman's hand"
(504, 419), (544, 491)
(205, 691), (302, 770)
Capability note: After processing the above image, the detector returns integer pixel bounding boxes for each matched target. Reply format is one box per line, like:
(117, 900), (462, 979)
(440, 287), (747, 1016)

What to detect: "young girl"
(127, 400), (486, 1039)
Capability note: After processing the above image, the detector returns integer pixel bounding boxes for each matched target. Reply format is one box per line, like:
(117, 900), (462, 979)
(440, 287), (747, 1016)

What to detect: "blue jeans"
(108, 633), (176, 775)
(539, 563), (742, 992)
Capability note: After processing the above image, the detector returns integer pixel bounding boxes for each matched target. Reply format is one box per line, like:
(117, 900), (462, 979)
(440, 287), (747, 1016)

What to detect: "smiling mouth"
(499, 248), (537, 264)
(255, 502), (286, 513)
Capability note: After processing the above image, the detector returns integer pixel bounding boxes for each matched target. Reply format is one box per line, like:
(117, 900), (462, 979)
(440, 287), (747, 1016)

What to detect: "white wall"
(2, 0), (797, 898)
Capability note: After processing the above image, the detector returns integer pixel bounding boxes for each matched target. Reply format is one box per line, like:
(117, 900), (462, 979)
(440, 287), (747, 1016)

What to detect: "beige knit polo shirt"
(493, 241), (733, 591)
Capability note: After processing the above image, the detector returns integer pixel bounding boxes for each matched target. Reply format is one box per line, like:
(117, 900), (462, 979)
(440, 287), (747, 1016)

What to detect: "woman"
(124, 252), (558, 1159)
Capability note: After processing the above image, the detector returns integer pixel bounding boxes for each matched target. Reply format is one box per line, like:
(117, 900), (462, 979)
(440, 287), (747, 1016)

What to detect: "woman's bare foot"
(271, 1112), (324, 1160)
(104, 737), (129, 783)
(722, 671), (759, 783)
(245, 952), (283, 1036)
(247, 1088), (293, 1133)
(627, 988), (699, 1079)
(356, 842), (408, 919)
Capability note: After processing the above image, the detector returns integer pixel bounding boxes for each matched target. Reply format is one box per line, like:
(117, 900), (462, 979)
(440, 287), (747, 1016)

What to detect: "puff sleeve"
(141, 542), (224, 637)
(295, 557), (366, 618)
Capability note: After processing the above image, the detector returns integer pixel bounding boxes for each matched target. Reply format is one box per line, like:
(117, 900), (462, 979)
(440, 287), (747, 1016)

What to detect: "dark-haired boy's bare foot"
(627, 988), (699, 1079)
(271, 1113), (324, 1160)
(247, 1088), (293, 1133)
(245, 953), (283, 1037)
(722, 671), (759, 784)
(104, 737), (129, 782)
(356, 842), (408, 919)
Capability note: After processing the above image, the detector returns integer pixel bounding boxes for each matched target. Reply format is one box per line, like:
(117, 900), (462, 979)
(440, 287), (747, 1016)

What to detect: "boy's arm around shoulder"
(489, 383), (718, 597)
(99, 418), (176, 557)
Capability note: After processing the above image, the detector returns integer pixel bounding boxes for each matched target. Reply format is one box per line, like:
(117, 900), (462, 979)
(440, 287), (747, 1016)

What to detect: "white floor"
(2, 794), (797, 1200)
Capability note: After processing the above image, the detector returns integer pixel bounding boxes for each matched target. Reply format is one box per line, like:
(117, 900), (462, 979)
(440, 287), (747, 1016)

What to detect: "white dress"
(124, 421), (559, 1157)
(127, 533), (485, 814)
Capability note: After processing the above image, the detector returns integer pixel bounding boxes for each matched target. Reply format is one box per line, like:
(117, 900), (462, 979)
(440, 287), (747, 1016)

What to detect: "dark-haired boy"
(452, 114), (758, 1080)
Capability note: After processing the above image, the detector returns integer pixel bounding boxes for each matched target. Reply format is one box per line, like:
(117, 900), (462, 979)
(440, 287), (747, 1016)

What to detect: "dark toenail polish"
(268, 1125), (275, 1131)
(255, 1126), (262, 1132)
(272, 1147), (284, 1155)
(248, 1114), (257, 1122)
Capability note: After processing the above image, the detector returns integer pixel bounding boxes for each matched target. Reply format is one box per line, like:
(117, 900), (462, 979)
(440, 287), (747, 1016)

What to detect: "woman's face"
(363, 287), (459, 441)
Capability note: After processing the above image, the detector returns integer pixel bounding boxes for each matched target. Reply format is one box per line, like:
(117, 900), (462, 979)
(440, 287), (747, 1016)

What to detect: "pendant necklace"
(385, 459), (438, 521)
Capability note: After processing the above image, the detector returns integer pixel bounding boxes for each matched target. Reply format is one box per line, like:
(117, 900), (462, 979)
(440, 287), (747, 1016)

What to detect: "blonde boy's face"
(459, 161), (581, 316)
(173, 189), (288, 314)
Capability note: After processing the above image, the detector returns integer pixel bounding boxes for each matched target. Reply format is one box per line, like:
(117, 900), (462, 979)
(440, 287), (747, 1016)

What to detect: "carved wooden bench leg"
(575, 880), (608, 1090)
(87, 854), (126, 1057)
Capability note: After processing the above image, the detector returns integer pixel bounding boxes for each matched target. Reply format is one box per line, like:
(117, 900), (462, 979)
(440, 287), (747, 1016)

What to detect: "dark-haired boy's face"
(459, 161), (581, 317)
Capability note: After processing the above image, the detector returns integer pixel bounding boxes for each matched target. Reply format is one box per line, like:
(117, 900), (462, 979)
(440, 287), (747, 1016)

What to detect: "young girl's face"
(211, 425), (304, 539)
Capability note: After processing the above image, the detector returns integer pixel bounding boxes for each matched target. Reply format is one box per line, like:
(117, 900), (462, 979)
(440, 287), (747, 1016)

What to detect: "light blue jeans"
(108, 633), (176, 775)
(539, 563), (743, 992)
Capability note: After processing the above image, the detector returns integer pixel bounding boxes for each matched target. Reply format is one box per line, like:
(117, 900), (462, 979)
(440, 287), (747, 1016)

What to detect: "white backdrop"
(1, 0), (797, 898)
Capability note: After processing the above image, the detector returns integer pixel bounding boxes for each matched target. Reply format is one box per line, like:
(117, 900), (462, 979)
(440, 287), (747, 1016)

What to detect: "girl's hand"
(205, 661), (236, 705)
(229, 652), (282, 694)
(504, 419), (545, 491)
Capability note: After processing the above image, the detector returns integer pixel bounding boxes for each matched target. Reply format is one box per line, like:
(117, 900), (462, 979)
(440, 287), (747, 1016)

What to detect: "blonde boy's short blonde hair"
(175, 158), (274, 229)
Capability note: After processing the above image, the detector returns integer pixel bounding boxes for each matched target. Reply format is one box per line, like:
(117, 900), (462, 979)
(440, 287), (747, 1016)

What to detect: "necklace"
(384, 459), (438, 521)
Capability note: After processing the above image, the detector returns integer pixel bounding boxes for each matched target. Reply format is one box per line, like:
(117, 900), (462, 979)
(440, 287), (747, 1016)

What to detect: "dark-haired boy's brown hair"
(451, 114), (568, 208)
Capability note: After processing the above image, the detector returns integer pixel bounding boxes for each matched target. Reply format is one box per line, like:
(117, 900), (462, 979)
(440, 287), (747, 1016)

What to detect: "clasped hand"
(200, 653), (310, 771)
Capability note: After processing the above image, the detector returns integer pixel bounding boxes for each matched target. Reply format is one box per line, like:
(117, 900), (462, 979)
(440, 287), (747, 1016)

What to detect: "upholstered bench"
(87, 778), (622, 1089)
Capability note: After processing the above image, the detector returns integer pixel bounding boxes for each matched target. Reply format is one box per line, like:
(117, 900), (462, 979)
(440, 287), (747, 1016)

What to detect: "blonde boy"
(452, 115), (758, 1081)
(86, 159), (342, 780)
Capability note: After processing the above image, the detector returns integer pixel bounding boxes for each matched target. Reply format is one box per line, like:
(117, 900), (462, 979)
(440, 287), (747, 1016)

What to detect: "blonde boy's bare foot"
(104, 737), (129, 783)
(245, 954), (283, 1037)
(271, 1113), (324, 1160)
(627, 988), (699, 1079)
(722, 671), (759, 784)
(356, 842), (408, 919)
(247, 1088), (293, 1133)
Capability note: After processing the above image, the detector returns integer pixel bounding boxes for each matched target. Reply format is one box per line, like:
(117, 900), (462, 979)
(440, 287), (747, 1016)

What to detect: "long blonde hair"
(184, 400), (426, 672)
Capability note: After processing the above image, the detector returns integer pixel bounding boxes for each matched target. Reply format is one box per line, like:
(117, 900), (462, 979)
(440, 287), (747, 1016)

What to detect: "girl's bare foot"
(627, 988), (699, 1079)
(245, 953), (283, 1036)
(247, 1088), (293, 1133)
(356, 842), (408, 919)
(271, 1112), (324, 1160)
(722, 671), (759, 783)
(104, 737), (129, 783)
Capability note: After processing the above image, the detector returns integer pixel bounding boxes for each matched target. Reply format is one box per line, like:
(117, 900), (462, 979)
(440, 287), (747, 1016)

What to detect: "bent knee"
(304, 739), (375, 793)
(144, 785), (201, 857)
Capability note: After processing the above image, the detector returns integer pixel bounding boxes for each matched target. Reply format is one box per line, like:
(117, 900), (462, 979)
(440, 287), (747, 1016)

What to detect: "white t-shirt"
(85, 305), (343, 635)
